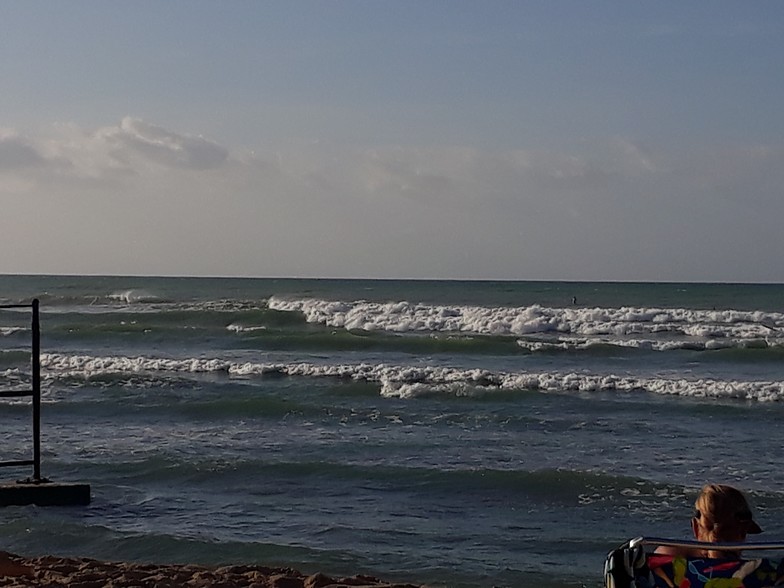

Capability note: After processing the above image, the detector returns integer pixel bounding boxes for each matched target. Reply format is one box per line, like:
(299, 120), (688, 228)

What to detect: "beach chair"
(604, 537), (784, 588)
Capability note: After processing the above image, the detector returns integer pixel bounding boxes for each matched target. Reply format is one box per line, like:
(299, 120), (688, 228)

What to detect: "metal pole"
(32, 299), (41, 482)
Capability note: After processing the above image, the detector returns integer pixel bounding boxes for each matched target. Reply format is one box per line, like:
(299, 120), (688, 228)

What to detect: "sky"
(1, 1), (783, 282)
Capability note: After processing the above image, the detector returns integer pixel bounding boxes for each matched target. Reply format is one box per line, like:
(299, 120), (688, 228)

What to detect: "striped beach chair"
(604, 537), (784, 588)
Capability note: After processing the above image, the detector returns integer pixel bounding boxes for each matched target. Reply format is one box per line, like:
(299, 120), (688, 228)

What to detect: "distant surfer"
(571, 296), (577, 305)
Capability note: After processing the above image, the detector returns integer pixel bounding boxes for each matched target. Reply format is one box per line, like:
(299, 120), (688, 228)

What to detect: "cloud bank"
(1, 118), (783, 281)
(0, 130), (45, 170)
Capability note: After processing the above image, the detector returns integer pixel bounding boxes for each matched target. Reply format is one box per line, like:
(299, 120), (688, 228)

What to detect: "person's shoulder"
(654, 545), (699, 557)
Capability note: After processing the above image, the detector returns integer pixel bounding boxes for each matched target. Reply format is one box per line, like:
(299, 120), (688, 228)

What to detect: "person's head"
(691, 484), (762, 546)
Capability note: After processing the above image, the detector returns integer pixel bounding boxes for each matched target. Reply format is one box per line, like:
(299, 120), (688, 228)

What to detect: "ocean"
(1, 275), (783, 587)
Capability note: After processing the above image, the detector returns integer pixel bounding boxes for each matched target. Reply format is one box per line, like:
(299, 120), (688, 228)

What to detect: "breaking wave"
(39, 353), (784, 402)
(268, 296), (784, 353)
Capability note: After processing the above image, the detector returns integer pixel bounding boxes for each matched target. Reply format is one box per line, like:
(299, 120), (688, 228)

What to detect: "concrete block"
(0, 481), (91, 506)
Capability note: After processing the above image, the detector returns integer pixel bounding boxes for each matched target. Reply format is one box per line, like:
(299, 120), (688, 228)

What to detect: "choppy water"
(2, 275), (784, 587)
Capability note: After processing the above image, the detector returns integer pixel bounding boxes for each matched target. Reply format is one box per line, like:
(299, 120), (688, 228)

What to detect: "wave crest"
(268, 296), (784, 352)
(39, 353), (784, 402)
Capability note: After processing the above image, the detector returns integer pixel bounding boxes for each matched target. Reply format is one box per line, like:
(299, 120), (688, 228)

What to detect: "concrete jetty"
(0, 480), (90, 506)
(0, 480), (91, 507)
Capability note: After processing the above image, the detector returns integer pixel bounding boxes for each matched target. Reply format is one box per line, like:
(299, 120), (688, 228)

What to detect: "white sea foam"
(39, 353), (784, 402)
(267, 296), (784, 351)
(1, 368), (23, 378)
(109, 289), (160, 304)
(0, 326), (26, 336)
(226, 324), (267, 333)
(515, 336), (772, 352)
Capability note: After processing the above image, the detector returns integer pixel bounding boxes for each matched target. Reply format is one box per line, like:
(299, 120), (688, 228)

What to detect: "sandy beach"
(0, 552), (425, 588)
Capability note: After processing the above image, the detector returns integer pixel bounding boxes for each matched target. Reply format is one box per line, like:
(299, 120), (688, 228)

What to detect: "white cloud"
(1, 118), (229, 188)
(1, 119), (657, 199)
(0, 130), (45, 170)
(108, 117), (229, 170)
(1, 118), (783, 280)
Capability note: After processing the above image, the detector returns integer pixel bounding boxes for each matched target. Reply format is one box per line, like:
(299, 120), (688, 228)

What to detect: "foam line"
(39, 353), (784, 402)
(267, 297), (784, 348)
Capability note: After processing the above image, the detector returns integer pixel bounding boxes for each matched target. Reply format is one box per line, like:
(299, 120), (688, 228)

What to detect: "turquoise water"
(2, 275), (784, 587)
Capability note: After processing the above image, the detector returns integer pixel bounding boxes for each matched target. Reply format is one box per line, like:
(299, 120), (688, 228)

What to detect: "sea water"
(1, 275), (784, 587)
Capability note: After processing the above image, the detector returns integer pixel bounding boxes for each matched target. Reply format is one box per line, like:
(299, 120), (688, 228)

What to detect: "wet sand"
(0, 552), (426, 587)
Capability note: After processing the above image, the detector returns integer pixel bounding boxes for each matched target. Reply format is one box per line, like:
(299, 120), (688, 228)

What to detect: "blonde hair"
(694, 484), (759, 543)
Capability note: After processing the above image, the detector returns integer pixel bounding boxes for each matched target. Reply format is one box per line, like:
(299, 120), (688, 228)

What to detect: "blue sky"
(1, 1), (783, 281)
